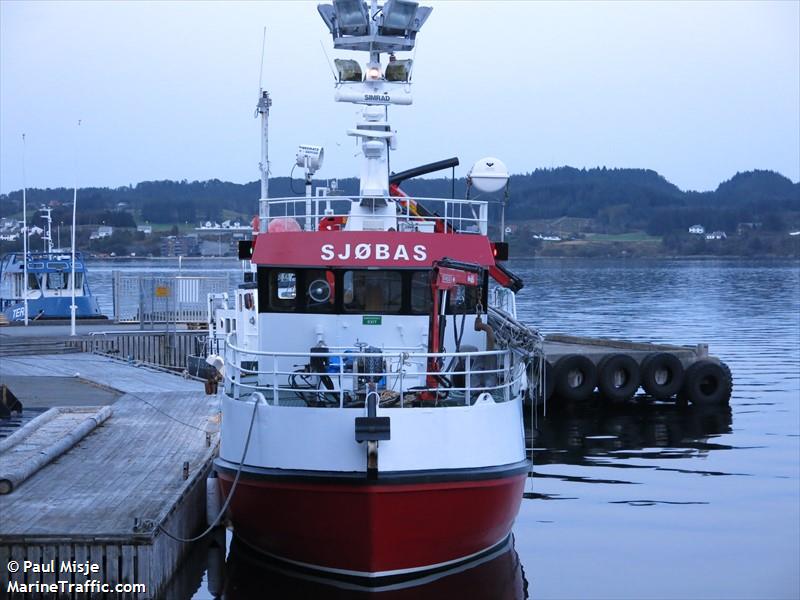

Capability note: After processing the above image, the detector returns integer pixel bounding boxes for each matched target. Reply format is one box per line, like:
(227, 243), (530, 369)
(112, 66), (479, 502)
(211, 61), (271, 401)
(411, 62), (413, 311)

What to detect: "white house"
(689, 224), (705, 235)
(705, 231), (727, 240)
(137, 225), (153, 235)
(90, 226), (114, 240)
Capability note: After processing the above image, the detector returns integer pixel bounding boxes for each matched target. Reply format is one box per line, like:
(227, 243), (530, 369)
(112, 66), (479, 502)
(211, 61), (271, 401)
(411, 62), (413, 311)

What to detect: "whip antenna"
(258, 26), (267, 93)
(320, 40), (338, 82)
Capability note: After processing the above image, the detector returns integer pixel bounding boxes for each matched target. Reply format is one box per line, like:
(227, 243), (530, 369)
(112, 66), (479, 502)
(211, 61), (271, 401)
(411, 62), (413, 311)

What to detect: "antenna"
(255, 29), (272, 233)
(319, 40), (338, 82)
(21, 133), (28, 326)
(258, 26), (267, 93)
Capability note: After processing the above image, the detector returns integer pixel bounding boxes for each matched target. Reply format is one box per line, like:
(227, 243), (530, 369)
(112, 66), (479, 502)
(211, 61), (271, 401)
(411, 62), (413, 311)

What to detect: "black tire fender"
(597, 353), (640, 403)
(681, 360), (733, 405)
(641, 352), (684, 400)
(553, 354), (597, 402)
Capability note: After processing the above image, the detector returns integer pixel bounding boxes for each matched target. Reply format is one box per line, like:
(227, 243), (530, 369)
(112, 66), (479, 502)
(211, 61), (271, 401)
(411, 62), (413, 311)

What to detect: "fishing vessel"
(214, 0), (544, 581)
(0, 208), (103, 322)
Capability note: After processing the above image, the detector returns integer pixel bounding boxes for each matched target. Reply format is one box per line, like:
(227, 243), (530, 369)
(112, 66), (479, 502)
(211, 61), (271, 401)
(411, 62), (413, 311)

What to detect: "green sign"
(362, 315), (382, 325)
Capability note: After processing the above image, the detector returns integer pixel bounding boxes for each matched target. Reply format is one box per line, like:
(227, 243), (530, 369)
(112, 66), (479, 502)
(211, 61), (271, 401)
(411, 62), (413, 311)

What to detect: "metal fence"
(69, 330), (210, 370)
(112, 272), (229, 324)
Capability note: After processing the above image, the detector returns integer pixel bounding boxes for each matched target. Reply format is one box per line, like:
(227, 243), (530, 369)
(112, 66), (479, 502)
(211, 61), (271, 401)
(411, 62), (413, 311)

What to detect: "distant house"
(116, 202), (130, 211)
(0, 233), (19, 242)
(90, 226), (114, 240)
(705, 231), (727, 240)
(137, 225), (153, 235)
(689, 225), (705, 235)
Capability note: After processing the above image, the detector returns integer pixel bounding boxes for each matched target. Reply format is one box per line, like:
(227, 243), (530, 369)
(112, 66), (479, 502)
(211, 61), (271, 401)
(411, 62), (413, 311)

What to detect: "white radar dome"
(468, 157), (509, 193)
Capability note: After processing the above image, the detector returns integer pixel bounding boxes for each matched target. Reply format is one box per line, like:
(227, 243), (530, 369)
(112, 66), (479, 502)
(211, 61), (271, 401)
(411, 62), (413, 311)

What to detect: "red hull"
(218, 471), (526, 577)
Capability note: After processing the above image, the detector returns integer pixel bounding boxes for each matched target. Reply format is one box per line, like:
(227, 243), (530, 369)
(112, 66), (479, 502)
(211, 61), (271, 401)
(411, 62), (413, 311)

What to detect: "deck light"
(380, 0), (419, 34)
(332, 0), (370, 36)
(334, 58), (363, 82)
(385, 58), (412, 81)
(296, 145), (325, 173)
(366, 63), (382, 80)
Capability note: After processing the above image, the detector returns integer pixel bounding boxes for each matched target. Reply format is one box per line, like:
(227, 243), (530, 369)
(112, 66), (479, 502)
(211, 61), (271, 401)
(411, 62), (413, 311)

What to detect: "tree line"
(1, 167), (797, 235)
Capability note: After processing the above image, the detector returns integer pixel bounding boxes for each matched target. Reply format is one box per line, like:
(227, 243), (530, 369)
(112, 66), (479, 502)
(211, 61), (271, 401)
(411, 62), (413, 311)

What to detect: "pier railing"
(222, 335), (526, 408)
(261, 195), (489, 235)
(70, 330), (210, 371)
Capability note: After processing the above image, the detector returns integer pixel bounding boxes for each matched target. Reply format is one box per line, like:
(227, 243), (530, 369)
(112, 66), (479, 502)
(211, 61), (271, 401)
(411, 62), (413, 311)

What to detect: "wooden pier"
(0, 353), (217, 600)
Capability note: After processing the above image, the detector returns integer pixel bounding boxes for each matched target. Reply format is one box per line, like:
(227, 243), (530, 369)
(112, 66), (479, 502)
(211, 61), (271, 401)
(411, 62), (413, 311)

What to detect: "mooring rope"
(157, 395), (259, 543)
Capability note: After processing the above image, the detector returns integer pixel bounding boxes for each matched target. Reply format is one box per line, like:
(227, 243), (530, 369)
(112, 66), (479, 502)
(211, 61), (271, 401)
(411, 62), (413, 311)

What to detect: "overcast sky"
(1, 0), (798, 194)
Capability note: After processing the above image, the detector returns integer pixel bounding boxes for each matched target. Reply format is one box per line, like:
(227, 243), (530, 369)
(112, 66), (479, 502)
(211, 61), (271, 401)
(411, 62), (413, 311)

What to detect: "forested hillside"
(1, 167), (798, 257)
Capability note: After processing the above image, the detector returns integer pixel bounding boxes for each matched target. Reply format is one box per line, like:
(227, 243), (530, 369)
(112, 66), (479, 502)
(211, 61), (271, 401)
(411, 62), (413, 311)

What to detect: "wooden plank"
(11, 544), (27, 587)
(58, 543), (72, 587)
(121, 545), (135, 592)
(73, 544), (90, 599)
(137, 547), (151, 600)
(0, 545), (9, 581)
(106, 544), (120, 587)
(90, 544), (105, 586)
(42, 545), (56, 588)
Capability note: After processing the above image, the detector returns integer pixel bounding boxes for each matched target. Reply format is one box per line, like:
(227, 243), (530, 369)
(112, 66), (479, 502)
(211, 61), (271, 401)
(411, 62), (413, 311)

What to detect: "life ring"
(640, 352), (684, 399)
(680, 360), (733, 405)
(597, 353), (640, 403)
(553, 354), (596, 402)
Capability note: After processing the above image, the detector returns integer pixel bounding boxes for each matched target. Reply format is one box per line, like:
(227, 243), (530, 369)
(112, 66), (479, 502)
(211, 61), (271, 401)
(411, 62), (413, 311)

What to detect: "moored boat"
(0, 208), (103, 322)
(214, 0), (542, 581)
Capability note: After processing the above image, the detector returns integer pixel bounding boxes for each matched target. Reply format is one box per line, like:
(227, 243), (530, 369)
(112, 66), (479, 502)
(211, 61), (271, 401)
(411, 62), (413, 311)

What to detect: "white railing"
(222, 334), (526, 408)
(262, 195), (489, 235)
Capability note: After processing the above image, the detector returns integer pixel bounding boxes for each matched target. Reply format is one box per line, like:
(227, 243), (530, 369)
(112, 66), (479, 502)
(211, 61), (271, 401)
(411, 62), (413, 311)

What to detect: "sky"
(1, 0), (798, 194)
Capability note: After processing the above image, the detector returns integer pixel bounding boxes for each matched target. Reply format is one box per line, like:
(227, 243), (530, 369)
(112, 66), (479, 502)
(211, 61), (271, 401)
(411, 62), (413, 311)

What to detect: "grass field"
(583, 232), (662, 242)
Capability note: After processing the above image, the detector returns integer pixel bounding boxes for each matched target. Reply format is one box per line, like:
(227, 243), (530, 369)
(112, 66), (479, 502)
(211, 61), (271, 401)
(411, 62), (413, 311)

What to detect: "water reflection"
(527, 400), (733, 466)
(221, 535), (528, 600)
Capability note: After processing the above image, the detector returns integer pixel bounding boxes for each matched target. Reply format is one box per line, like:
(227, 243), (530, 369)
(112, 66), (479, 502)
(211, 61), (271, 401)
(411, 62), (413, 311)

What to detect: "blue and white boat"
(0, 209), (104, 322)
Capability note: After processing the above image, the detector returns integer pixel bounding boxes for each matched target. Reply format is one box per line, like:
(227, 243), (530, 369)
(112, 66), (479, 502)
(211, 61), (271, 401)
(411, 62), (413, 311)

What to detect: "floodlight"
(333, 0), (370, 36)
(334, 58), (362, 82)
(381, 0), (418, 34)
(296, 145), (325, 173)
(318, 4), (336, 34)
(468, 157), (509, 193)
(385, 58), (412, 81)
(365, 63), (382, 80)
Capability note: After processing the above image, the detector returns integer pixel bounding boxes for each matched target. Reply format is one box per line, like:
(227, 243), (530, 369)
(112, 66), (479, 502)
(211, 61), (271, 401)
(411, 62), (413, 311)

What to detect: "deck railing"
(261, 195), (490, 235)
(223, 335), (525, 408)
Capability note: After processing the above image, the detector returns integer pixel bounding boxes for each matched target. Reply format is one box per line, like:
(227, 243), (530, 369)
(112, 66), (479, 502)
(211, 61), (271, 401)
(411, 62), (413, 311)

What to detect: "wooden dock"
(0, 353), (218, 600)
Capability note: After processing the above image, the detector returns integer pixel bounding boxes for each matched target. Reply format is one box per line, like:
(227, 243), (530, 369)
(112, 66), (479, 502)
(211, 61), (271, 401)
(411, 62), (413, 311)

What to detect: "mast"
(70, 120), (80, 337)
(318, 0), (430, 229)
(40, 207), (54, 253)
(21, 133), (28, 326)
(256, 90), (272, 234)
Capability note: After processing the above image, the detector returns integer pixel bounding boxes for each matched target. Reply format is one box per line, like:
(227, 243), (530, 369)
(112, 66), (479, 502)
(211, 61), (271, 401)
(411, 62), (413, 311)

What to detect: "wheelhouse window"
(46, 272), (68, 290)
(410, 271), (432, 314)
(256, 268), (484, 315)
(269, 270), (297, 311)
(446, 284), (481, 313)
(343, 271), (402, 313)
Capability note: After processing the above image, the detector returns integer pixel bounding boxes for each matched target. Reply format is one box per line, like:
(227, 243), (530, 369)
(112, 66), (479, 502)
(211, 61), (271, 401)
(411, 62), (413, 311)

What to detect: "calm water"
(89, 258), (800, 599)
